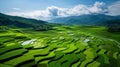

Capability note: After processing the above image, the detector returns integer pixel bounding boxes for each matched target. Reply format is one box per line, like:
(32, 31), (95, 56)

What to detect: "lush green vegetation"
(0, 13), (52, 31)
(106, 19), (120, 32)
(0, 25), (120, 67)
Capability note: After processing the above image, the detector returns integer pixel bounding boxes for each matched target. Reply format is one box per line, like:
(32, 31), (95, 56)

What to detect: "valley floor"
(0, 25), (120, 67)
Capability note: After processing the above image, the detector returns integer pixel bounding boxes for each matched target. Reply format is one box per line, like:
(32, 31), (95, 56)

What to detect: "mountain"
(0, 13), (52, 30)
(49, 14), (120, 26)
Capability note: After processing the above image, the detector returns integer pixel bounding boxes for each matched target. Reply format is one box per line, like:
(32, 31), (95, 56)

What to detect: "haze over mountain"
(49, 14), (120, 25)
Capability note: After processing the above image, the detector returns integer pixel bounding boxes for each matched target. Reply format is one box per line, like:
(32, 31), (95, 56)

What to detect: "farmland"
(0, 25), (120, 67)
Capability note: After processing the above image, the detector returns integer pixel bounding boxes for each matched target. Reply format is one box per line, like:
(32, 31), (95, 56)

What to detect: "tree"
(106, 19), (120, 32)
(0, 26), (9, 32)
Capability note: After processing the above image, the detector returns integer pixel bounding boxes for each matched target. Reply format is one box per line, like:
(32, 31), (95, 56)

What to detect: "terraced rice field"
(0, 26), (120, 67)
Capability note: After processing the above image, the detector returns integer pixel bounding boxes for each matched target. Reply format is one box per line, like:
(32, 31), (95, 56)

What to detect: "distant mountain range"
(49, 14), (120, 26)
(0, 13), (51, 30)
(0, 13), (120, 32)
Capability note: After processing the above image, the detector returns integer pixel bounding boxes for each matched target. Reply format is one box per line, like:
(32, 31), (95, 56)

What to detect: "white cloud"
(107, 1), (120, 16)
(46, 6), (68, 17)
(7, 1), (107, 20)
(47, 6), (59, 16)
(66, 2), (107, 16)
(89, 2), (107, 14)
(67, 5), (90, 16)
(8, 10), (50, 20)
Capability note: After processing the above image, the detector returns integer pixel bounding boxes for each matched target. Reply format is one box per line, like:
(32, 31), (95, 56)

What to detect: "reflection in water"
(21, 39), (37, 45)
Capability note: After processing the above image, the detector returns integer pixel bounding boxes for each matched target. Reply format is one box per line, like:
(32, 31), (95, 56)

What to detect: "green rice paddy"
(0, 25), (120, 67)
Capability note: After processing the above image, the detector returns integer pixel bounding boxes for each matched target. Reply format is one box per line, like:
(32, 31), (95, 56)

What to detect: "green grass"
(61, 54), (79, 67)
(0, 45), (22, 54)
(0, 25), (120, 67)
(35, 51), (55, 63)
(24, 49), (49, 56)
(62, 43), (77, 54)
(87, 61), (101, 67)
(84, 48), (98, 59)
(4, 55), (34, 66)
(0, 63), (13, 67)
(113, 52), (119, 59)
(72, 26), (120, 42)
(71, 60), (81, 67)
(80, 59), (93, 67)
(97, 49), (110, 64)
(0, 49), (27, 61)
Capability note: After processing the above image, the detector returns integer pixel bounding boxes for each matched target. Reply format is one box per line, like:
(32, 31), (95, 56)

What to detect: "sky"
(0, 0), (120, 20)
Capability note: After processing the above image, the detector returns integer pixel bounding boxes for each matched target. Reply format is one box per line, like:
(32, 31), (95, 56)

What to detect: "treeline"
(0, 26), (9, 32)
(106, 19), (120, 32)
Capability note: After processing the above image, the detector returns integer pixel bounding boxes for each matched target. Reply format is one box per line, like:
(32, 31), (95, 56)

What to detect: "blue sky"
(0, 0), (120, 20)
(0, 0), (118, 12)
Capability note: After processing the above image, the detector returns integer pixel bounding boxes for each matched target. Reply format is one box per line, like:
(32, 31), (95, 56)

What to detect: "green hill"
(0, 13), (52, 31)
